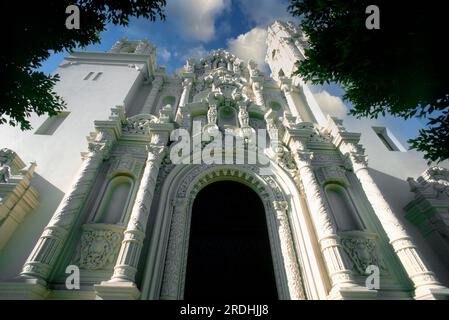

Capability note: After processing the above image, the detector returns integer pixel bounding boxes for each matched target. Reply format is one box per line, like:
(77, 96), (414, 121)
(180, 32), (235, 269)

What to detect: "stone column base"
(94, 281), (141, 300)
(327, 286), (378, 300)
(0, 278), (49, 299)
(414, 286), (449, 300)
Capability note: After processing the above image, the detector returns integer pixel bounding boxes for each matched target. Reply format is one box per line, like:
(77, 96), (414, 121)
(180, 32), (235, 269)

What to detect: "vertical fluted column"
(175, 77), (193, 125)
(110, 145), (166, 283)
(142, 76), (163, 114)
(273, 201), (306, 300)
(349, 153), (448, 299)
(292, 148), (358, 293)
(21, 134), (112, 282)
(281, 79), (302, 122)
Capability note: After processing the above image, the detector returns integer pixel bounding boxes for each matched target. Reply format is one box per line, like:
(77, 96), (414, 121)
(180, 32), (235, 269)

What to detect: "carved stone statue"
(207, 105), (218, 125)
(238, 104), (249, 127)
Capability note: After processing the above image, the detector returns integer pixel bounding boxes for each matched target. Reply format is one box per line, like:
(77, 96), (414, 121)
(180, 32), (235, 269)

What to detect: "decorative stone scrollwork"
(123, 114), (158, 135)
(107, 155), (144, 179)
(315, 166), (349, 187)
(73, 224), (124, 270)
(405, 167), (449, 268)
(160, 164), (305, 300)
(0, 149), (39, 250)
(348, 153), (369, 172)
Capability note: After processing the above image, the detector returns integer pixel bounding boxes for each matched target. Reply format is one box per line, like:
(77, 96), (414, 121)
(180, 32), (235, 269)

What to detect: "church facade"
(0, 21), (449, 300)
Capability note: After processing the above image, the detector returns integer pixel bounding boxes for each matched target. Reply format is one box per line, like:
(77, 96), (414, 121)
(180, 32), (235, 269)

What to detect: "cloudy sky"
(41, 0), (292, 75)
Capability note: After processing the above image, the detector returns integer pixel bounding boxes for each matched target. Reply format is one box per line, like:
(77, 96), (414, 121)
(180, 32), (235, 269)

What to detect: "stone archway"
(148, 164), (307, 300)
(184, 180), (278, 299)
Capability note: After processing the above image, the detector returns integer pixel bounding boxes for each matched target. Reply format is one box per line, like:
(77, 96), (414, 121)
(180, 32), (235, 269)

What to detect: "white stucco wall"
(0, 53), (147, 280)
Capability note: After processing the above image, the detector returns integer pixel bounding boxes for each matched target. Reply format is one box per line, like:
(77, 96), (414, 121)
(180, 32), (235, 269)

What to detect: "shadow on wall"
(0, 173), (65, 281)
(369, 168), (449, 286)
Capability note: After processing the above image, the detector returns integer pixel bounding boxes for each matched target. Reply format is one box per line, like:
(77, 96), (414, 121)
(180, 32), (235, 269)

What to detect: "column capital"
(149, 122), (174, 146)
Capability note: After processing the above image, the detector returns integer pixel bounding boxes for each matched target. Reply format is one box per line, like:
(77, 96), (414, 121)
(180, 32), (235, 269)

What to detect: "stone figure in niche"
(0, 161), (11, 183)
(238, 104), (249, 127)
(207, 105), (218, 125)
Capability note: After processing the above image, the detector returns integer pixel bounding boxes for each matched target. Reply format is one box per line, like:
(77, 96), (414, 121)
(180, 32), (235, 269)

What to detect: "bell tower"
(266, 21), (309, 82)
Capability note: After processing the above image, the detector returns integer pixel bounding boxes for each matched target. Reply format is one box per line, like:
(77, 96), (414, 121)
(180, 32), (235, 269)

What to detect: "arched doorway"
(183, 181), (278, 299)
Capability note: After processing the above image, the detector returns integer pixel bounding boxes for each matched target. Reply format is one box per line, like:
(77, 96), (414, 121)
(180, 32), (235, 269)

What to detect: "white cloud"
(159, 48), (171, 63)
(167, 0), (231, 42)
(236, 0), (290, 26)
(227, 27), (268, 67)
(313, 90), (348, 118)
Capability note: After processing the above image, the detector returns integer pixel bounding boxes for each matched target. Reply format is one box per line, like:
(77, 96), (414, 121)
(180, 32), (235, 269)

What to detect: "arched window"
(94, 176), (133, 224)
(325, 183), (363, 231)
